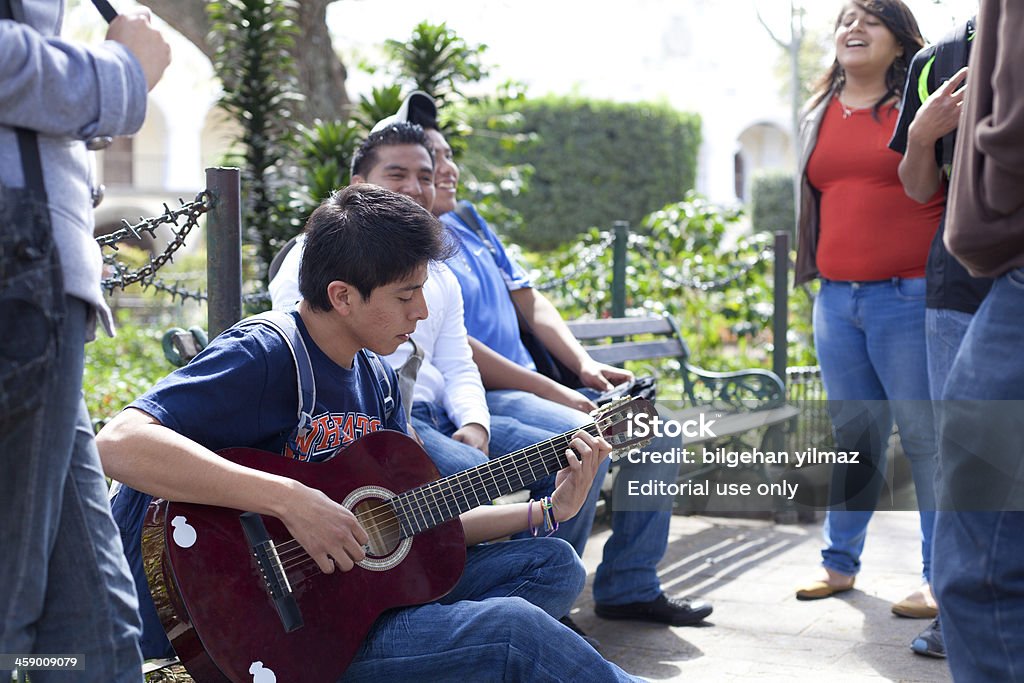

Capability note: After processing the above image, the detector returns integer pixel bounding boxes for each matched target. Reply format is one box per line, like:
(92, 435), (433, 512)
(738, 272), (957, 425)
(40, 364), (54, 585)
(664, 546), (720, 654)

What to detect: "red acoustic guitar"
(140, 397), (655, 683)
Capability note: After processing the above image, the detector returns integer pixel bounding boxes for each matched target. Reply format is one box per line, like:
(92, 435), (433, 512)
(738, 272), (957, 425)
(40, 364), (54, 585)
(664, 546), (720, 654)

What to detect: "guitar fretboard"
(390, 422), (601, 537)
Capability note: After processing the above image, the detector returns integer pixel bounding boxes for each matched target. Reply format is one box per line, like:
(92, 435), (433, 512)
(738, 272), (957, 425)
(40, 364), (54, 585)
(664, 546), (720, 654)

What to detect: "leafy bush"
(84, 312), (174, 428)
(462, 96), (701, 249)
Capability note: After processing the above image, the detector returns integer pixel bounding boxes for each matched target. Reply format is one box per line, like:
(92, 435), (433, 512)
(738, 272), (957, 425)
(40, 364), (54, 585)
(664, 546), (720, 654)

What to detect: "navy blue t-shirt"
(130, 312), (406, 459)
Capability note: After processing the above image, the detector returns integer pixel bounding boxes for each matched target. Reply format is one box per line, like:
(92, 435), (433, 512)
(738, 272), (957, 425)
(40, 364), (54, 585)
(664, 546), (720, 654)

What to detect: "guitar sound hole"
(353, 499), (401, 557)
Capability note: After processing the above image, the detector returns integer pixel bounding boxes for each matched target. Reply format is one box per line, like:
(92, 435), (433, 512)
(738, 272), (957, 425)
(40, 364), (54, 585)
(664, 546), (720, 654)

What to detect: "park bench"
(565, 314), (800, 518)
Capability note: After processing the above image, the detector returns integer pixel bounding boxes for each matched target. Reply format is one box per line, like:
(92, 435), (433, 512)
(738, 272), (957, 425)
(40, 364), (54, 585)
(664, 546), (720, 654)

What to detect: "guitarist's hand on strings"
(550, 430), (612, 523)
(281, 484), (370, 574)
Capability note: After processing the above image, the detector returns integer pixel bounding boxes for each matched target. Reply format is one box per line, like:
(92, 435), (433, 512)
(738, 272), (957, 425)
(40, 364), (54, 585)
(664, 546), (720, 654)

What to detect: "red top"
(807, 97), (945, 281)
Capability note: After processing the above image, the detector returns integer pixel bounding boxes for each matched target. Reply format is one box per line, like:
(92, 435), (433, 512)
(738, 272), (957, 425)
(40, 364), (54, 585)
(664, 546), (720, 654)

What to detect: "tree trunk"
(146, 0), (350, 124)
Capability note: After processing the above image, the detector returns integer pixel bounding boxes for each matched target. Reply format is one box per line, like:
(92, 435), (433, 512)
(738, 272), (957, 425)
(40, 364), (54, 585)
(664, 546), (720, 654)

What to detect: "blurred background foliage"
(94, 14), (812, 428)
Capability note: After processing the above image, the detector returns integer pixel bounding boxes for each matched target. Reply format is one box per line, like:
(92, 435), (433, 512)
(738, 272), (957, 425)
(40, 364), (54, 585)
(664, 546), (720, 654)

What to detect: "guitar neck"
(391, 422), (600, 538)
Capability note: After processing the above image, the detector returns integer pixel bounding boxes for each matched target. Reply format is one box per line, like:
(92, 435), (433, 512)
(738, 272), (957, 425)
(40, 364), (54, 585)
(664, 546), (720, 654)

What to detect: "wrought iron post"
(773, 231), (790, 387)
(611, 220), (629, 318)
(206, 167), (242, 337)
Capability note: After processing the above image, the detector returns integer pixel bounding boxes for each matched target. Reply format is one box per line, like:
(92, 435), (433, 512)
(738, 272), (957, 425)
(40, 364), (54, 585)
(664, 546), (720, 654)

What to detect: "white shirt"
(268, 235), (489, 435)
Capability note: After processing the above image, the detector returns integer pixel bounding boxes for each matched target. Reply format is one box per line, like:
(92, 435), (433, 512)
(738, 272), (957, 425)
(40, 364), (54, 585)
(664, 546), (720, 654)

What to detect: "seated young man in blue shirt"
(98, 185), (642, 681)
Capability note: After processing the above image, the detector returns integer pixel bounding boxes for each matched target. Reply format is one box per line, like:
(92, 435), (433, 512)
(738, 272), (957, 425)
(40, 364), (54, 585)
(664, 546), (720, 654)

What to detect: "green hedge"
(462, 96), (701, 250)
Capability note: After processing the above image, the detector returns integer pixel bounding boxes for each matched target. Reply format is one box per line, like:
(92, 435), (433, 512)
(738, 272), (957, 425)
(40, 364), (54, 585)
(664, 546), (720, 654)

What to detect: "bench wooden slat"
(583, 339), (685, 365)
(566, 317), (673, 340)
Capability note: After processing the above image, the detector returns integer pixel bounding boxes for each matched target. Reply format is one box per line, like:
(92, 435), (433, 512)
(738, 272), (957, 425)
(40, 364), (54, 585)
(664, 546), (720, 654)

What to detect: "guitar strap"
(363, 349), (397, 424)
(392, 338), (422, 424)
(454, 200), (500, 260)
(235, 311), (318, 454)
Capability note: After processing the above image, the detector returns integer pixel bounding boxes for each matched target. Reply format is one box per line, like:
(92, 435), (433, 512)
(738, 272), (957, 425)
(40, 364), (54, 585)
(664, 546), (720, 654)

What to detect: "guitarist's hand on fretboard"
(550, 430), (612, 523)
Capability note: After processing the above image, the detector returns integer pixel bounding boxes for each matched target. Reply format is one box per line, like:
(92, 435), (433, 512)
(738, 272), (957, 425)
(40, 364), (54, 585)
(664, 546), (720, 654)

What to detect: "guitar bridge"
(239, 512), (304, 633)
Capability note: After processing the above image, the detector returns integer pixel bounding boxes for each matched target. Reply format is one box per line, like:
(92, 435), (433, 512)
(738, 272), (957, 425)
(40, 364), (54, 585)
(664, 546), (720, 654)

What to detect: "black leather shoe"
(595, 593), (713, 626)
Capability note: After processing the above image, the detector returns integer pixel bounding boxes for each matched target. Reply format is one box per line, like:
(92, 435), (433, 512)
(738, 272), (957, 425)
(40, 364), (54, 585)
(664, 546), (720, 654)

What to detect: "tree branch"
(755, 6), (791, 50)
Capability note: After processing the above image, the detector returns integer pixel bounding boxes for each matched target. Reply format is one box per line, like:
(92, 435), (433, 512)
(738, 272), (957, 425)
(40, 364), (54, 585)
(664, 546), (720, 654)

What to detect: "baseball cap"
(370, 91), (438, 133)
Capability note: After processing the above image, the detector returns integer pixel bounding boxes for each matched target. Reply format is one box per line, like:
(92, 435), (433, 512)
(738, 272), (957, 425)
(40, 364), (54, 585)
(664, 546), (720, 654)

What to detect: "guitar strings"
(269, 410), (637, 573)
(273, 427), (585, 571)
(271, 411), (634, 571)
(275, 420), (603, 558)
(273, 412), (630, 570)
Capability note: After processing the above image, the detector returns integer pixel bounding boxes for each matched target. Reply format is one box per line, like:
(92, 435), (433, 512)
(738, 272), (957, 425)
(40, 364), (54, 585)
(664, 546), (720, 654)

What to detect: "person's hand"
(277, 482), (368, 574)
(908, 66), (968, 146)
(106, 8), (171, 91)
(577, 358), (634, 392)
(452, 423), (489, 456)
(407, 422), (424, 447)
(539, 380), (597, 413)
(549, 430), (611, 522)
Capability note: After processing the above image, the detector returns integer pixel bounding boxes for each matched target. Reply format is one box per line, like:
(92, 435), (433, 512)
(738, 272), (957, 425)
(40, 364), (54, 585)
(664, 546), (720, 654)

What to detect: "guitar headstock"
(591, 397), (657, 461)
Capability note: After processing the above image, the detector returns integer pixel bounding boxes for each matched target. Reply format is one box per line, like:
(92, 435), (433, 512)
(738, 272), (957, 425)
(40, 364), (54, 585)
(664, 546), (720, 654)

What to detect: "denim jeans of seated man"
(487, 389), (682, 605)
(343, 538), (644, 682)
(813, 278), (937, 581)
(0, 298), (143, 683)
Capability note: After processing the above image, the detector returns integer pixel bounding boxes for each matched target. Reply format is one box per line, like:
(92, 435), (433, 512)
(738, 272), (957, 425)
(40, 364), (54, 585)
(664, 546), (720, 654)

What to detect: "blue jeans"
(922, 306), (974, 589)
(933, 272), (1024, 680)
(488, 389), (681, 605)
(343, 539), (643, 682)
(411, 401), (491, 477)
(0, 298), (143, 683)
(813, 279), (937, 580)
(925, 307), (974, 400)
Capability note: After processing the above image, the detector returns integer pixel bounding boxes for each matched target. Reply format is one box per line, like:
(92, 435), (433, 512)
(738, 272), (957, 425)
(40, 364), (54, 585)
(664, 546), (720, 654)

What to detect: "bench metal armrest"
(684, 364), (786, 411)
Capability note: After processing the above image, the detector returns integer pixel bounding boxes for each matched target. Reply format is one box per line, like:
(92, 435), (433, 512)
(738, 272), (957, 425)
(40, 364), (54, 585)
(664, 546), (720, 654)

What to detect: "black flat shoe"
(595, 593), (713, 626)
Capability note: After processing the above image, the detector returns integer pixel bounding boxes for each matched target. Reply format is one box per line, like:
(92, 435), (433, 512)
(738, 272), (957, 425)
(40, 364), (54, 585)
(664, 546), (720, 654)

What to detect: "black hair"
(808, 0), (925, 116)
(298, 184), (456, 309)
(350, 122), (433, 178)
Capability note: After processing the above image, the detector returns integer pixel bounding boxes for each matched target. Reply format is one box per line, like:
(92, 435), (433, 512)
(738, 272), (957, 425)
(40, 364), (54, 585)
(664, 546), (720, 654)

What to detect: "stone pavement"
(571, 511), (952, 682)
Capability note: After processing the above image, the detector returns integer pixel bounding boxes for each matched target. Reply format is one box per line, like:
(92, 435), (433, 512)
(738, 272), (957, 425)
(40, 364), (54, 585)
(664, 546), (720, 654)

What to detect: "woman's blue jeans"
(0, 297), (143, 682)
(813, 278), (937, 580)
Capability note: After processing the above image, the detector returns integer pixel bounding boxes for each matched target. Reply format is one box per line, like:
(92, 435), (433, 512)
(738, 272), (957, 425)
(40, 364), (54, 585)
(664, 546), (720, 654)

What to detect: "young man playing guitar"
(97, 185), (644, 681)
